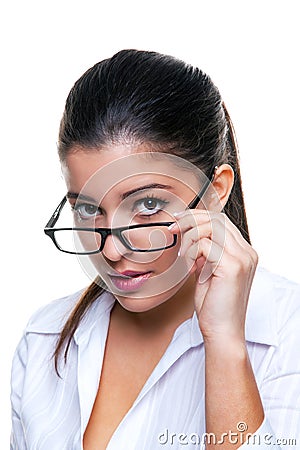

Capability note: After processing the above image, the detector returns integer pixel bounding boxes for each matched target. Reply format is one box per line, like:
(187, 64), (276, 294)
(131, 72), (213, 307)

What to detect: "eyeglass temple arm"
(187, 166), (218, 210)
(45, 196), (67, 228)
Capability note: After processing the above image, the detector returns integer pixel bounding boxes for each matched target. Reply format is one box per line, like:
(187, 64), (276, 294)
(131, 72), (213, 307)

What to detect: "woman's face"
(62, 144), (216, 312)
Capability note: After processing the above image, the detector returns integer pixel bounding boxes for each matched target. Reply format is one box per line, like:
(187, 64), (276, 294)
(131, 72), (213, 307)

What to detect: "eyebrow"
(67, 192), (98, 203)
(121, 183), (173, 200)
(67, 183), (173, 204)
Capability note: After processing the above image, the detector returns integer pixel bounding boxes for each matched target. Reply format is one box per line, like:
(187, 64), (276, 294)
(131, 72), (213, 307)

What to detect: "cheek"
(153, 240), (179, 272)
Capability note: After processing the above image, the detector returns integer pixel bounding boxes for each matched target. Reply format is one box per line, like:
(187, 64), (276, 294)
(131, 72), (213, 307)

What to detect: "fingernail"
(168, 223), (178, 230)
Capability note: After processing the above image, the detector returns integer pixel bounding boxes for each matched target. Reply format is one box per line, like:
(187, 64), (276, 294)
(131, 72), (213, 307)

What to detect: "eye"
(133, 196), (169, 216)
(72, 203), (101, 220)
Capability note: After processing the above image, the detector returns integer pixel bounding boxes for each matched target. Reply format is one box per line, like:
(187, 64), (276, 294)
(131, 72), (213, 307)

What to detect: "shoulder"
(24, 288), (115, 335)
(24, 289), (84, 334)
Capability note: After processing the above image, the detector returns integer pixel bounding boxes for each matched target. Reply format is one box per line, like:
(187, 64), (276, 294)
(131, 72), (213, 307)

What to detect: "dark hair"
(54, 49), (250, 375)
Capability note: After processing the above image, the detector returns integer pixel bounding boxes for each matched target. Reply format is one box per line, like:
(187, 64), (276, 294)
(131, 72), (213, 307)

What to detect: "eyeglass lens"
(53, 224), (175, 254)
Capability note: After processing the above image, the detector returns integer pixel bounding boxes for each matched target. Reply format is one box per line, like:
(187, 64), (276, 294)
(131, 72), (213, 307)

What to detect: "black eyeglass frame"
(44, 166), (217, 255)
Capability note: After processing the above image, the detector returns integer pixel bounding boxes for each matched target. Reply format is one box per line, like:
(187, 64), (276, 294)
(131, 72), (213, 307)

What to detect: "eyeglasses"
(44, 167), (217, 255)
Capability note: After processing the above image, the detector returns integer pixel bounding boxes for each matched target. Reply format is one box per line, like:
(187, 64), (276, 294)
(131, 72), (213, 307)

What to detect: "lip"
(120, 270), (150, 277)
(108, 270), (153, 292)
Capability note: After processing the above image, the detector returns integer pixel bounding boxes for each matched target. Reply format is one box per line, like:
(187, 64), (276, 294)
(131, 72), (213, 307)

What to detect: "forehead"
(62, 146), (202, 200)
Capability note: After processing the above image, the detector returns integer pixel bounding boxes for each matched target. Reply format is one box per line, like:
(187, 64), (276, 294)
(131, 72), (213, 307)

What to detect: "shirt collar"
(245, 266), (278, 346)
(73, 291), (115, 344)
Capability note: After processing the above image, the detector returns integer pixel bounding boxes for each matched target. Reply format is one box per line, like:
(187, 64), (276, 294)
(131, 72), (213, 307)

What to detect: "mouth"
(108, 270), (153, 292)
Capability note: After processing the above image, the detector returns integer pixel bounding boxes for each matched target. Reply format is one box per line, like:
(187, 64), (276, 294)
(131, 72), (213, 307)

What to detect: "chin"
(112, 280), (187, 313)
(114, 294), (170, 313)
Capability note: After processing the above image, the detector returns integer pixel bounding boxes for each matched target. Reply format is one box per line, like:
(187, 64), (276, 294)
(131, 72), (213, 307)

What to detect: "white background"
(1, 0), (300, 446)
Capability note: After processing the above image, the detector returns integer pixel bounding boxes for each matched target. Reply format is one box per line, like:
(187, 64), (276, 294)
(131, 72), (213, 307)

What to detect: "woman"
(11, 50), (300, 449)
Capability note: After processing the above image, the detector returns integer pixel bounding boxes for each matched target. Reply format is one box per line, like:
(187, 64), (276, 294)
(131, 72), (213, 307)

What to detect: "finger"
(171, 209), (254, 255)
(183, 237), (224, 269)
(179, 220), (225, 257)
(169, 210), (213, 233)
(170, 210), (258, 269)
(182, 234), (256, 286)
(170, 211), (225, 249)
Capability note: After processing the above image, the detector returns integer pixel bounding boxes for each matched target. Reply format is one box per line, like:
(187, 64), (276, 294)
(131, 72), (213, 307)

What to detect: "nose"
(101, 233), (131, 262)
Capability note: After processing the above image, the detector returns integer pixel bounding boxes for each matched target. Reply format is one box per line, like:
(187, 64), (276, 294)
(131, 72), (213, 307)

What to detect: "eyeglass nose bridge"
(98, 225), (156, 253)
(98, 226), (133, 253)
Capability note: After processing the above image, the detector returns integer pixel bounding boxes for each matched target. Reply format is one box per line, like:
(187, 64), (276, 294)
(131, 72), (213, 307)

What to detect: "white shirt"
(10, 266), (300, 450)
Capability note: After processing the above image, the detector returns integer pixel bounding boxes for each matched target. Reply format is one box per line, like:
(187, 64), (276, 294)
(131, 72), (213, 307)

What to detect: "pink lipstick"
(108, 270), (152, 292)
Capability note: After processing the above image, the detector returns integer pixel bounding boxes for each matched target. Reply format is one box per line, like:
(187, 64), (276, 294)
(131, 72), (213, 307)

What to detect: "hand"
(169, 210), (258, 343)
